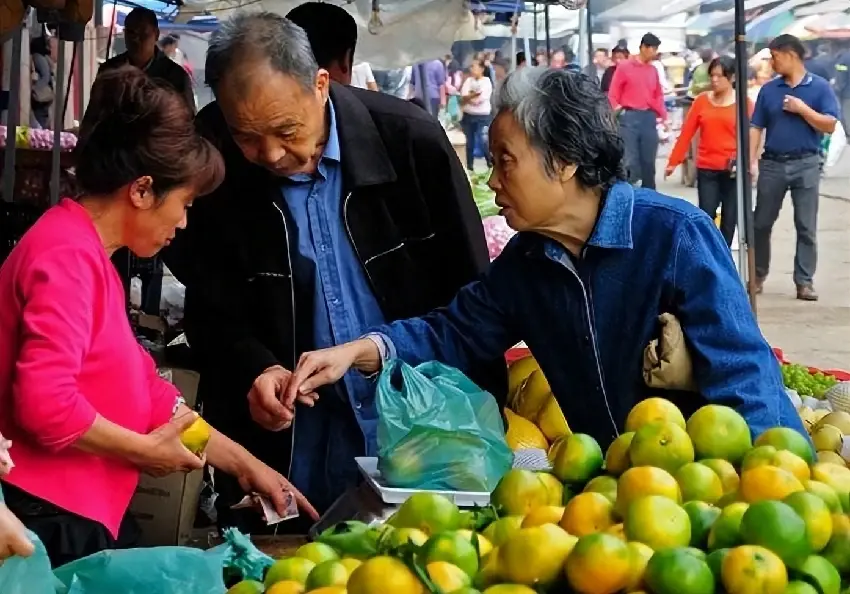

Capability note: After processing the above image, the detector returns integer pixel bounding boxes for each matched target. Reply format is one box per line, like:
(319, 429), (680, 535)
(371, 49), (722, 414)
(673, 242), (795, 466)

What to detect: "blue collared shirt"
(752, 72), (840, 155)
(278, 100), (384, 451)
(375, 182), (805, 447)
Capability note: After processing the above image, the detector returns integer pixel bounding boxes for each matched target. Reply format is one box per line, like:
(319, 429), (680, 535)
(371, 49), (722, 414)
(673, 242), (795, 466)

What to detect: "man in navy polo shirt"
(750, 34), (839, 302)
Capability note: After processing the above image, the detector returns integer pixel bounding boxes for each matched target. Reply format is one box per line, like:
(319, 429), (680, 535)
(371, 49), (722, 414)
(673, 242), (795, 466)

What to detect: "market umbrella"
(781, 14), (825, 40)
(747, 10), (795, 41)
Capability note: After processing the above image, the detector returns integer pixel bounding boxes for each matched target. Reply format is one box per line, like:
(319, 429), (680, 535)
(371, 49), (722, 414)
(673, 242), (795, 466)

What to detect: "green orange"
(481, 516), (524, 547)
(810, 463), (850, 512)
(624, 495), (691, 551)
(683, 501), (721, 549)
(305, 560), (349, 590)
(721, 545), (787, 594)
(564, 533), (633, 594)
(804, 480), (843, 514)
(265, 558), (316, 587)
(795, 555), (840, 594)
(822, 513), (850, 573)
(644, 547), (715, 594)
(739, 465), (804, 503)
(739, 500), (811, 568)
(561, 492), (615, 537)
(616, 466), (681, 517)
(784, 491), (834, 552)
(421, 532), (479, 577)
(707, 502), (749, 551)
(499, 524), (577, 587)
(548, 433), (604, 484)
(686, 405), (752, 465)
(699, 458), (740, 495)
(629, 422), (695, 475)
(625, 398), (686, 432)
(623, 541), (654, 592)
(583, 475), (618, 504)
(491, 469), (550, 516)
(754, 427), (815, 465)
(675, 462), (723, 504)
(390, 492), (462, 535)
(605, 432), (635, 476)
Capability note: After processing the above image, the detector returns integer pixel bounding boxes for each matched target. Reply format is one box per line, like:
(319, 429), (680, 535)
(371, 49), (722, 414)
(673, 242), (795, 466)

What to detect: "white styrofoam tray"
(355, 449), (552, 508)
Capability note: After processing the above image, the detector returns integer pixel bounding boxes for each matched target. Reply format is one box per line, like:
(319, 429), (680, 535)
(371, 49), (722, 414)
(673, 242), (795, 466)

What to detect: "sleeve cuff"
(362, 333), (396, 378)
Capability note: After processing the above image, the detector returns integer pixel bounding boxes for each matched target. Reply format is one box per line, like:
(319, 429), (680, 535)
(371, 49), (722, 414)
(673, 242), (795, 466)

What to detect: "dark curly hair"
(494, 67), (626, 189)
(76, 66), (224, 200)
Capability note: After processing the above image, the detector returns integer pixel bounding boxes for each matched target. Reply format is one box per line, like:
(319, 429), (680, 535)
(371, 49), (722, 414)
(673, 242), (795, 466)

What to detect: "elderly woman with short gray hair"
(287, 67), (806, 447)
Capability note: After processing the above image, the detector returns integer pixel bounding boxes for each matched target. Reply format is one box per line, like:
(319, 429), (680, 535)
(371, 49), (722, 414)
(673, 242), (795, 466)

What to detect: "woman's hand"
(284, 339), (381, 408)
(132, 413), (205, 477)
(664, 165), (676, 178)
(0, 434), (14, 476)
(236, 457), (320, 522)
(0, 504), (34, 562)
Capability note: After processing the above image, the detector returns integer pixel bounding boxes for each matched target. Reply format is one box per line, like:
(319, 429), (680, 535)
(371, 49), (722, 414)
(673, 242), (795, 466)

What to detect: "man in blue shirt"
(750, 34), (840, 302)
(835, 42), (850, 139)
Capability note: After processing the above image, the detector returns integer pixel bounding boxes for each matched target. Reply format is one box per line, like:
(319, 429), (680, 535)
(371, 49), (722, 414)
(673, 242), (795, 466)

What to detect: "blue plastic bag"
(376, 359), (512, 492)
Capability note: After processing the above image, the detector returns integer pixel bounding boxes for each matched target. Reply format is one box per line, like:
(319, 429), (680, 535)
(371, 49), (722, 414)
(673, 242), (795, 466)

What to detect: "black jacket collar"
(329, 82), (397, 188)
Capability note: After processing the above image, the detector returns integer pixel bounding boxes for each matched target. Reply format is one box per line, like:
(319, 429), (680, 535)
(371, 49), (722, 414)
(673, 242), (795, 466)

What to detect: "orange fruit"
(561, 492), (615, 536)
(455, 530), (493, 557)
(740, 465), (804, 503)
(686, 405), (752, 465)
(784, 491), (834, 552)
(721, 545), (787, 594)
(263, 582), (303, 594)
(426, 561), (471, 593)
(421, 532), (480, 577)
(521, 505), (565, 528)
(683, 501), (721, 549)
(804, 480), (843, 514)
(295, 543), (339, 565)
(675, 462), (723, 504)
(605, 432), (635, 476)
(625, 398), (686, 432)
(628, 422), (695, 474)
(549, 433), (604, 484)
(755, 427), (815, 465)
(795, 555), (841, 594)
(623, 541), (654, 591)
(644, 547), (715, 594)
(536, 472), (565, 506)
(811, 463), (850, 512)
(607, 522), (626, 541)
(624, 495), (691, 550)
(822, 513), (850, 573)
(739, 500), (811, 567)
(305, 561), (349, 590)
(230, 581), (271, 594)
(499, 524), (577, 587)
(390, 492), (462, 535)
(491, 469), (550, 516)
(708, 502), (749, 550)
(265, 558), (316, 587)
(583, 475), (618, 504)
(482, 586), (537, 594)
(616, 466), (681, 517)
(504, 408), (549, 451)
(699, 459), (740, 495)
(482, 516), (525, 547)
(742, 446), (811, 482)
(347, 556), (425, 594)
(565, 533), (633, 594)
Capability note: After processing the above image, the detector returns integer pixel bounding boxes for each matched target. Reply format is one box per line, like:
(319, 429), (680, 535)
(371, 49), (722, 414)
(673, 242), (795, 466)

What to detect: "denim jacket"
(377, 182), (804, 448)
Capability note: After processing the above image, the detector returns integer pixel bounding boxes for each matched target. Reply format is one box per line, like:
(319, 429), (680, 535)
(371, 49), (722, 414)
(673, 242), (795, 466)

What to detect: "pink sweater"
(0, 199), (177, 537)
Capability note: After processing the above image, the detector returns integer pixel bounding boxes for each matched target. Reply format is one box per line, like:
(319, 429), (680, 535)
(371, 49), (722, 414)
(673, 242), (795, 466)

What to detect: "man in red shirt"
(608, 33), (669, 189)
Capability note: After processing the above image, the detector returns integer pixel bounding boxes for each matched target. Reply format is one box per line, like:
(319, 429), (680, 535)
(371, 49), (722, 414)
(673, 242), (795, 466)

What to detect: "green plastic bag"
(376, 359), (512, 492)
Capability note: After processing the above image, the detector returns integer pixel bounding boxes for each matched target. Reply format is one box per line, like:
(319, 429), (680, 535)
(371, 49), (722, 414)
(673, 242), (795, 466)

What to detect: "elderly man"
(164, 12), (502, 531)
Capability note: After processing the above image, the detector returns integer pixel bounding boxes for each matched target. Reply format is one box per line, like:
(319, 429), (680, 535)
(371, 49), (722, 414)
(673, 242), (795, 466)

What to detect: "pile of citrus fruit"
(503, 356), (570, 451)
(228, 397), (850, 594)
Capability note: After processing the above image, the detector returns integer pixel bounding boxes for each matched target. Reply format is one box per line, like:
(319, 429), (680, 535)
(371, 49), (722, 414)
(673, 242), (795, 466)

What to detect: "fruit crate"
(0, 147), (76, 208)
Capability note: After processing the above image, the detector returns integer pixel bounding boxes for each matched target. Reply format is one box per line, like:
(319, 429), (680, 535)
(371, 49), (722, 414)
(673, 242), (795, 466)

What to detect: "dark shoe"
(796, 285), (819, 301)
(753, 277), (765, 294)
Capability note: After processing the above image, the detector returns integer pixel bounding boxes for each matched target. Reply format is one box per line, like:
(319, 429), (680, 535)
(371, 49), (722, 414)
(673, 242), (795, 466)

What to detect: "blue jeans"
(619, 109), (659, 189)
(461, 113), (493, 171)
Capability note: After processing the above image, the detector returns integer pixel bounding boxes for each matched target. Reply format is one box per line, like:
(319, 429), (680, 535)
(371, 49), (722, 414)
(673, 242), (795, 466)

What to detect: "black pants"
(696, 168), (737, 247)
(2, 482), (139, 568)
(461, 113), (493, 171)
(619, 109), (658, 189)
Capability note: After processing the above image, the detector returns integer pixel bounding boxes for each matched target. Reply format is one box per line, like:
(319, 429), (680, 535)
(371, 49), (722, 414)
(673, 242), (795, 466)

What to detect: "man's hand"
(285, 339), (381, 408)
(750, 159), (759, 181)
(782, 95), (807, 114)
(236, 457), (320, 521)
(248, 366), (310, 432)
(0, 504), (33, 562)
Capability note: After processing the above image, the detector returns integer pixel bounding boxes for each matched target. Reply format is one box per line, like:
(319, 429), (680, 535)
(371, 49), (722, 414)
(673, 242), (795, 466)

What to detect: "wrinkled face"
(770, 49), (795, 76)
(124, 177), (195, 258)
(217, 63), (330, 177)
(488, 111), (569, 232)
(710, 64), (733, 93)
(550, 51), (566, 68)
(124, 19), (158, 60)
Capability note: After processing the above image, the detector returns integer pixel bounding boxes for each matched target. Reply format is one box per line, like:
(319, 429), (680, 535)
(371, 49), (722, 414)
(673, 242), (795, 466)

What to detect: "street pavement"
(656, 149), (850, 372)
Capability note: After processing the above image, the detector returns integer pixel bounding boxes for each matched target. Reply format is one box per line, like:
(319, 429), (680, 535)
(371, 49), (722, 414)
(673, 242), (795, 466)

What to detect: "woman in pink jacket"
(0, 67), (317, 566)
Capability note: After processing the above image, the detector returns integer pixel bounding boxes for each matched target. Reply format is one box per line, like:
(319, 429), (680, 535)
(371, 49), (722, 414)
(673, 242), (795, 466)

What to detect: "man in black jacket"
(164, 12), (504, 529)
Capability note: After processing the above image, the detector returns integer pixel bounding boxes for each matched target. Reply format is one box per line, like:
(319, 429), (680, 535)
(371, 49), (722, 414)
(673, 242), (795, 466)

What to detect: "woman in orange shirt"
(666, 56), (753, 246)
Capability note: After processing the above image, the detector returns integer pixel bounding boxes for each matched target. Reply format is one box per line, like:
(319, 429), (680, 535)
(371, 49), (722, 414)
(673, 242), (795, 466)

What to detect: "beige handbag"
(643, 313), (697, 392)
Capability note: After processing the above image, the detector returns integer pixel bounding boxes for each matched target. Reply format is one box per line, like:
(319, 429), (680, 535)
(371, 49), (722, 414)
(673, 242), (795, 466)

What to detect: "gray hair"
(494, 66), (625, 188)
(205, 11), (318, 93)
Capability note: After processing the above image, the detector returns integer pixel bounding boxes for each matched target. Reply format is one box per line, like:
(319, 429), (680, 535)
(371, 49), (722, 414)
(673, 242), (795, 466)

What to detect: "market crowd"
(0, 4), (828, 568)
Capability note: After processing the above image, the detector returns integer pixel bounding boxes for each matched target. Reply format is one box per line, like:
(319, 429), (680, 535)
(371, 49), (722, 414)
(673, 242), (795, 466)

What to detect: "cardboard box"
(128, 368), (203, 547)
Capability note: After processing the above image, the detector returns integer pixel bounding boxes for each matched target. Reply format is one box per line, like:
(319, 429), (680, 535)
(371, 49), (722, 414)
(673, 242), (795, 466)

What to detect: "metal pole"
(533, 3), (538, 58)
(733, 0), (757, 315)
(585, 0), (594, 72)
(417, 63), (431, 116)
(50, 40), (66, 206)
(2, 27), (24, 203)
(544, 3), (551, 63)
